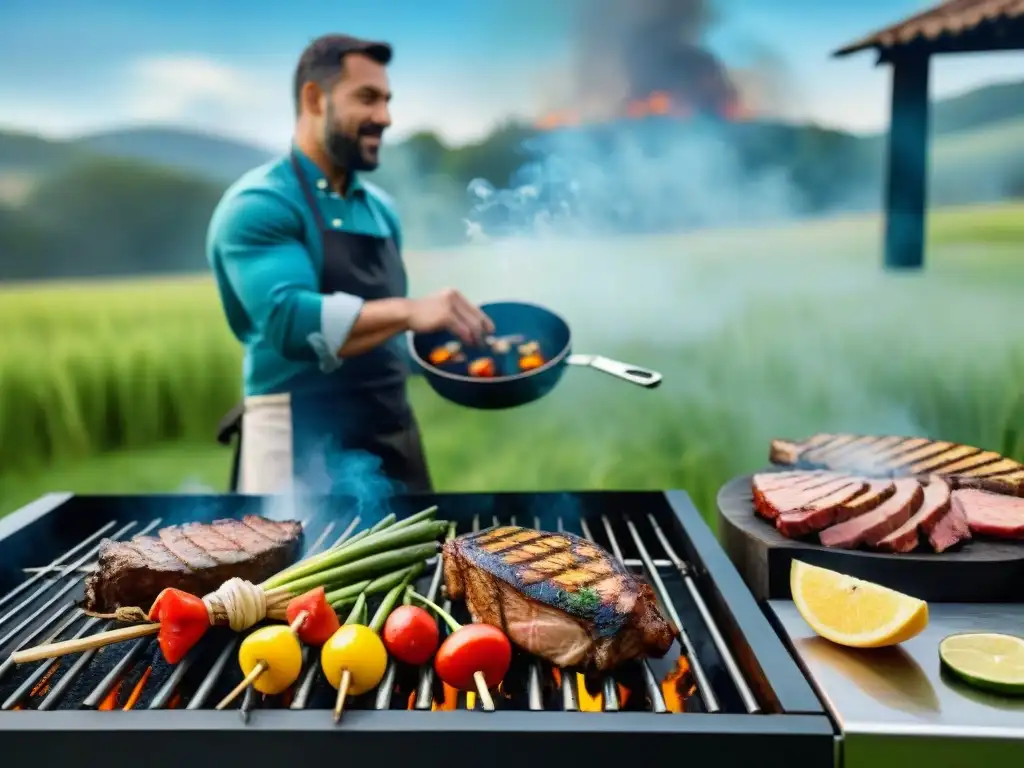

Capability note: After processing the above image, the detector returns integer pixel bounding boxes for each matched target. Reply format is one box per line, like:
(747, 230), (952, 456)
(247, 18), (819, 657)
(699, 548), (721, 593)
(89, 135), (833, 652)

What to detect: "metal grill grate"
(0, 495), (762, 718)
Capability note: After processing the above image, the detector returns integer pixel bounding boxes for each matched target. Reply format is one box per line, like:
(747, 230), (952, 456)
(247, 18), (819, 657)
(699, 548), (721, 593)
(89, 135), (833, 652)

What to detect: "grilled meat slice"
(775, 481), (869, 538)
(874, 477), (952, 553)
(752, 473), (857, 520)
(819, 478), (923, 550)
(83, 516), (303, 613)
(442, 526), (677, 671)
(770, 435), (1024, 495)
(952, 490), (1024, 539)
(926, 502), (972, 553)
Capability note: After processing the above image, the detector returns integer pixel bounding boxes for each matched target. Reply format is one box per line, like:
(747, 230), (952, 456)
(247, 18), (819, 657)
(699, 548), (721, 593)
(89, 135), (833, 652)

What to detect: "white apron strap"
(239, 393), (294, 494)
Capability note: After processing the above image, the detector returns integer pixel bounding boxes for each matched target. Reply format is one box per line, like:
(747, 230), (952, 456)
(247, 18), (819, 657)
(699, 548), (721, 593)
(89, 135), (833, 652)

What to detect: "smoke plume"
(571, 0), (737, 120)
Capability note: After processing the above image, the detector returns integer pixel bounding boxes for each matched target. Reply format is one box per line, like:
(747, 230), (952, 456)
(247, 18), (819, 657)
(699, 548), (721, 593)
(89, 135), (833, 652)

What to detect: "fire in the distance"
(534, 90), (750, 131)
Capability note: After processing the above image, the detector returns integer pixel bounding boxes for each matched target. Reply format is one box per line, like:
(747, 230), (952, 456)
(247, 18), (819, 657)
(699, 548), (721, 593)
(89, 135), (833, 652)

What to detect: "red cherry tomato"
(382, 605), (440, 666)
(434, 623), (512, 690)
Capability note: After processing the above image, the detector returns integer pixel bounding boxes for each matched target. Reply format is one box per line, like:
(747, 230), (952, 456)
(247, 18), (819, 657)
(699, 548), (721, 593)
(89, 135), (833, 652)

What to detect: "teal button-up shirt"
(207, 149), (404, 397)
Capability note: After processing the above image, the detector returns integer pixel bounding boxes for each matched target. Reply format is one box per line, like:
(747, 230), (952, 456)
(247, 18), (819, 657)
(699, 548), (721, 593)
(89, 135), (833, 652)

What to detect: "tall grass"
(1, 203), (1022, 518)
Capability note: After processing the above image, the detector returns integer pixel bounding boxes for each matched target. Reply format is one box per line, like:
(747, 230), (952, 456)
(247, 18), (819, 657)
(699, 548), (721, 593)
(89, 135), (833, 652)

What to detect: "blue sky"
(1, 0), (1022, 148)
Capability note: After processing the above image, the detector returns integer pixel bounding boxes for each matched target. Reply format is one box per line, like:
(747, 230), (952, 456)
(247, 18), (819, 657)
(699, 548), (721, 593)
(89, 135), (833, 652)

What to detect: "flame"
(122, 666), (152, 710)
(167, 693), (182, 709)
(660, 655), (695, 714)
(98, 681), (123, 711)
(534, 90), (747, 130)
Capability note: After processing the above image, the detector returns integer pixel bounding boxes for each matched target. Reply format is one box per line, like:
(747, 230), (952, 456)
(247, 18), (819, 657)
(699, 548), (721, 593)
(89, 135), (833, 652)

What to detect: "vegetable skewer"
(214, 584), (343, 710)
(214, 611), (308, 710)
(322, 575), (411, 723)
(11, 508), (442, 665)
(408, 590), (512, 712)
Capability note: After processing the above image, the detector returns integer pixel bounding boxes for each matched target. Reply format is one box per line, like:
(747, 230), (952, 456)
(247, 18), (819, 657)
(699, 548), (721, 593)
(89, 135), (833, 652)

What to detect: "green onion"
(277, 542), (438, 596)
(264, 520), (447, 592)
(343, 593), (366, 625)
(369, 573), (416, 634)
(327, 562), (426, 607)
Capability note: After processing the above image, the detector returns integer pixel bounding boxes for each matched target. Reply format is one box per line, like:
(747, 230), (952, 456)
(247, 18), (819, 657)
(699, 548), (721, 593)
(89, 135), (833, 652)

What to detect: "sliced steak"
(819, 478), (923, 550)
(753, 474), (859, 520)
(924, 503), (972, 553)
(83, 515), (303, 613)
(952, 489), (1024, 539)
(775, 481), (869, 538)
(835, 480), (896, 523)
(874, 476), (951, 553)
(443, 526), (677, 671)
(955, 470), (1024, 497)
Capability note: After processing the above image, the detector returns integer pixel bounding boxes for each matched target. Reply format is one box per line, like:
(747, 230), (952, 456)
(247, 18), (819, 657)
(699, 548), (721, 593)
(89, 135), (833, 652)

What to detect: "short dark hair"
(293, 34), (393, 115)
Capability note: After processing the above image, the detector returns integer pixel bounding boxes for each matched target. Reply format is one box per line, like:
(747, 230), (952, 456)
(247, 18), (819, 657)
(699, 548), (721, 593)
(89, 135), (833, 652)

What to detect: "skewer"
(12, 623), (160, 664)
(333, 669), (351, 723)
(214, 611), (308, 710)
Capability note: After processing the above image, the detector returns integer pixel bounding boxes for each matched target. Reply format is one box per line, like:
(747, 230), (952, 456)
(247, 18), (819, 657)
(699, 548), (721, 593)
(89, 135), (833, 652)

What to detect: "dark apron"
(217, 155), (432, 494)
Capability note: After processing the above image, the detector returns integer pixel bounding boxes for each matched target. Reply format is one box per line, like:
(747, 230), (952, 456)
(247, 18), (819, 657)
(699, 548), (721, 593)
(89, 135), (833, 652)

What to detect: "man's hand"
(408, 289), (495, 345)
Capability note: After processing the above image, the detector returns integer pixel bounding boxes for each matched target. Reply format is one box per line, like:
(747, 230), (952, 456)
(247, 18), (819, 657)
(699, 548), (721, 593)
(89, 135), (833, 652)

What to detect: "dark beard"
(323, 103), (380, 173)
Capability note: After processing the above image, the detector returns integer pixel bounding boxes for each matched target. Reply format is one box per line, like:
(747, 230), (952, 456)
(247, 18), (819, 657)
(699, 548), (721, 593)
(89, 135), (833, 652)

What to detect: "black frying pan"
(408, 301), (662, 410)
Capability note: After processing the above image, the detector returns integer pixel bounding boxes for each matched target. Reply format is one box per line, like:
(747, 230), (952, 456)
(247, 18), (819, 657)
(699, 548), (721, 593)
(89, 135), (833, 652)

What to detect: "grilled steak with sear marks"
(442, 526), (677, 671)
(769, 434), (1024, 495)
(818, 478), (924, 549)
(84, 516), (303, 613)
(874, 476), (952, 553)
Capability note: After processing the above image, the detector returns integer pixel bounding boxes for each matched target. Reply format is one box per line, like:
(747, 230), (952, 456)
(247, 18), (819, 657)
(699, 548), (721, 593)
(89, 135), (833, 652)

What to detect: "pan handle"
(567, 354), (663, 388)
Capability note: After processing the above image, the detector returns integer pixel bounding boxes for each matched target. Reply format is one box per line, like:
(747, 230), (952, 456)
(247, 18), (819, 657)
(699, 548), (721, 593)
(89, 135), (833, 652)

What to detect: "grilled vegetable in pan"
(409, 301), (663, 410)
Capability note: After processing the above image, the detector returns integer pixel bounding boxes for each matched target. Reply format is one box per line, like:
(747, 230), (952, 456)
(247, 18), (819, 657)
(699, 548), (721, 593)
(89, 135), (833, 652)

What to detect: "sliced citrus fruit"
(790, 560), (928, 648)
(939, 633), (1024, 695)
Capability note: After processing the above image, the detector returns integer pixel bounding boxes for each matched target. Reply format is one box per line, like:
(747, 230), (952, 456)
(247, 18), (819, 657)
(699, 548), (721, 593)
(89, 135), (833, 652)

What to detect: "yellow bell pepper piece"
(321, 624), (388, 696)
(238, 625), (303, 695)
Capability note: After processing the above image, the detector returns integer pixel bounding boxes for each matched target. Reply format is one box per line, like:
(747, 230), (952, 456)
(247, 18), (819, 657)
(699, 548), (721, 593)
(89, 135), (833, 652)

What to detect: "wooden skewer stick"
(332, 669), (352, 724)
(473, 670), (495, 712)
(11, 623), (160, 664)
(214, 612), (308, 711)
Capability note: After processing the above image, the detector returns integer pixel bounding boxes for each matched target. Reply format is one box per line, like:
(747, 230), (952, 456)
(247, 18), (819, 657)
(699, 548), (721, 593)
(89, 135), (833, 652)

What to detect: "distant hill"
(73, 126), (276, 183)
(931, 80), (1024, 137)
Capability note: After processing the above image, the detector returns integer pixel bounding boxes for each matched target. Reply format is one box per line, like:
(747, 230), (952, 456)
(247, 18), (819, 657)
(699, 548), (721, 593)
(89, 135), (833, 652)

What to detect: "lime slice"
(939, 633), (1024, 695)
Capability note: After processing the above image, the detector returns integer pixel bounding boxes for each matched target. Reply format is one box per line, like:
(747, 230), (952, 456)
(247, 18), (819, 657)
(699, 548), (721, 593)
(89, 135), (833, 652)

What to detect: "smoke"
(573, 0), (736, 118)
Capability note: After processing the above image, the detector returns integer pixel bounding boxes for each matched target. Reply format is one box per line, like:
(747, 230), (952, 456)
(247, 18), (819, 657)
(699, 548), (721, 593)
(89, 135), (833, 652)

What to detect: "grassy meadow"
(1, 201), (1023, 522)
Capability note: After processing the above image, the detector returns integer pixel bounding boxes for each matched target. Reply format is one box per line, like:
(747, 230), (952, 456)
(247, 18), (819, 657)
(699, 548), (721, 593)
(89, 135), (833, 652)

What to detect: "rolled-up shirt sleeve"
(213, 189), (363, 371)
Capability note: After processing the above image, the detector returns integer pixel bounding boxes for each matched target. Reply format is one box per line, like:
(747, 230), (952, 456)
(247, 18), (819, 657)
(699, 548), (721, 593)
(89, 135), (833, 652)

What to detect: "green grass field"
(2, 202), (1023, 522)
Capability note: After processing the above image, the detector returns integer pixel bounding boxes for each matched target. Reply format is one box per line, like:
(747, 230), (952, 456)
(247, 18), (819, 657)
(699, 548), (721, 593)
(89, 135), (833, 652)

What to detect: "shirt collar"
(291, 146), (366, 197)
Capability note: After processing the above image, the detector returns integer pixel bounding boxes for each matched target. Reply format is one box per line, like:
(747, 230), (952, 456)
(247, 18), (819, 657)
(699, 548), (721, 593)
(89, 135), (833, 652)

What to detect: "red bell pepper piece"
(407, 592), (511, 690)
(286, 587), (340, 646)
(148, 588), (210, 664)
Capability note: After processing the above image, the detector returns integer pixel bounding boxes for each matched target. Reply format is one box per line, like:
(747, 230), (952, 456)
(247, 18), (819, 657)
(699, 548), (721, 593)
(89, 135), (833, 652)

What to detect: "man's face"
(318, 53), (392, 172)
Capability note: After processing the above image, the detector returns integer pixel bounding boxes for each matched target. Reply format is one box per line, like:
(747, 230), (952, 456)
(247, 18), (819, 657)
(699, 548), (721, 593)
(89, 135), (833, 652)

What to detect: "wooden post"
(883, 55), (930, 270)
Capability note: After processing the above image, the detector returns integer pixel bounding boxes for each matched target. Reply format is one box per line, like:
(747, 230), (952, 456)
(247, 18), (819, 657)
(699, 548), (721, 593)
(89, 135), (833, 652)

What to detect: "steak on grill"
(769, 434), (1024, 496)
(952, 489), (1024, 539)
(442, 526), (677, 671)
(818, 478), (923, 549)
(84, 516), (304, 613)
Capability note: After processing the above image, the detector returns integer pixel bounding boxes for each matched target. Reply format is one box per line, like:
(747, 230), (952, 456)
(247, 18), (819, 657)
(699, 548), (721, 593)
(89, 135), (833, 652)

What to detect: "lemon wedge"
(940, 633), (1024, 695)
(790, 560), (928, 648)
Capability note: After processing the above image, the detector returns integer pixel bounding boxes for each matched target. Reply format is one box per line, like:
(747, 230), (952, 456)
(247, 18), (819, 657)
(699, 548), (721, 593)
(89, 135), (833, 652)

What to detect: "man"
(207, 34), (494, 495)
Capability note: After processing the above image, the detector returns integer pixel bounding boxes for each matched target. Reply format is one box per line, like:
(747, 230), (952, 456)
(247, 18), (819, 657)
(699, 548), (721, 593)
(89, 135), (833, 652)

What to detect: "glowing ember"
(122, 666), (152, 710)
(29, 662), (60, 698)
(575, 673), (601, 712)
(98, 681), (123, 711)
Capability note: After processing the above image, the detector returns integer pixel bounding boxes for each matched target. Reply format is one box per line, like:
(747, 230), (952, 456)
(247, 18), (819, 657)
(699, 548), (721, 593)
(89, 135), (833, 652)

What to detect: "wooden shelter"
(835, 0), (1024, 269)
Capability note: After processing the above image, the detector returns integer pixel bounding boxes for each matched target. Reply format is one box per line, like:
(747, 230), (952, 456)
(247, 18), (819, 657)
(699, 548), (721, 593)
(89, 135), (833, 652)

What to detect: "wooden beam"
(883, 55), (930, 270)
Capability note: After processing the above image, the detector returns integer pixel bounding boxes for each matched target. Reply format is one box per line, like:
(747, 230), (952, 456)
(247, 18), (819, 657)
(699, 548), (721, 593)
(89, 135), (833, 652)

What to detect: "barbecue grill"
(0, 490), (832, 768)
